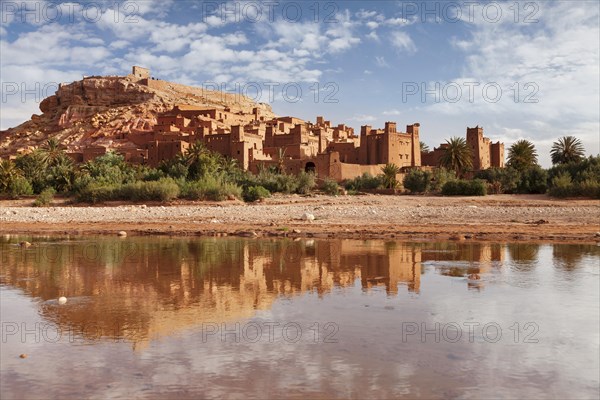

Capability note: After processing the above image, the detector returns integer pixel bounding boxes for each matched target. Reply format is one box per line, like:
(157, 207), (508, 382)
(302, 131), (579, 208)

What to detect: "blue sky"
(1, 0), (599, 166)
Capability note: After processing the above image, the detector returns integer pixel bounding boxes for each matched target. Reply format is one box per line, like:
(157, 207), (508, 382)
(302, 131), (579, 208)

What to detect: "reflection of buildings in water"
(0, 238), (423, 346)
(421, 243), (504, 277)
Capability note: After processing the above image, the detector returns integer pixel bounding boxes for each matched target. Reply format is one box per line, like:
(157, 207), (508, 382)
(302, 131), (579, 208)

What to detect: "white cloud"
(375, 56), (390, 68)
(430, 2), (600, 165)
(389, 31), (416, 53)
(385, 17), (414, 26)
(350, 114), (376, 122)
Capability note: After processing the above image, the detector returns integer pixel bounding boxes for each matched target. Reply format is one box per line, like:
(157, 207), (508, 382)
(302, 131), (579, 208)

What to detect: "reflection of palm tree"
(508, 244), (540, 270)
(552, 244), (591, 271)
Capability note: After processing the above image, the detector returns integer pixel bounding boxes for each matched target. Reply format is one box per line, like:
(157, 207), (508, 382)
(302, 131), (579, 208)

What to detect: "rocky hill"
(0, 72), (276, 157)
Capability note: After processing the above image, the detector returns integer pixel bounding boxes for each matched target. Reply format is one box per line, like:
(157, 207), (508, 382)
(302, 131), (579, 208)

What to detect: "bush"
(120, 178), (180, 202)
(320, 178), (340, 195)
(442, 179), (487, 196)
(8, 176), (33, 198)
(517, 166), (548, 194)
(181, 176), (242, 201)
(429, 168), (456, 192)
(243, 185), (270, 202)
(548, 173), (600, 198)
(577, 179), (600, 198)
(296, 171), (316, 194)
(76, 178), (180, 203)
(344, 173), (383, 191)
(548, 156), (600, 198)
(33, 188), (56, 207)
(403, 169), (431, 193)
(76, 184), (119, 204)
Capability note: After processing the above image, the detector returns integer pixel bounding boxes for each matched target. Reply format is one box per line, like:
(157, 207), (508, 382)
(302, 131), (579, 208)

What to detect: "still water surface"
(1, 236), (598, 399)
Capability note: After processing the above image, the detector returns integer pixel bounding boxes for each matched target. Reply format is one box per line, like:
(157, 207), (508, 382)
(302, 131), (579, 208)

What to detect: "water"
(1, 236), (598, 399)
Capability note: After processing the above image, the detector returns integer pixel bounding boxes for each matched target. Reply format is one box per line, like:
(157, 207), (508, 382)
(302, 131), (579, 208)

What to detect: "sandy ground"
(1, 194), (599, 243)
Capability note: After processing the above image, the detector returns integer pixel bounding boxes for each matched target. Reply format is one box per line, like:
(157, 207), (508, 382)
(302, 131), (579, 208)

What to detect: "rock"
(595, 232), (600, 238)
(58, 296), (67, 305)
(302, 213), (315, 221)
(292, 229), (302, 234)
(19, 354), (27, 359)
(19, 241), (32, 248)
(450, 234), (465, 241)
(227, 194), (236, 201)
(238, 231), (258, 237)
(117, 231), (127, 237)
(464, 234), (473, 239)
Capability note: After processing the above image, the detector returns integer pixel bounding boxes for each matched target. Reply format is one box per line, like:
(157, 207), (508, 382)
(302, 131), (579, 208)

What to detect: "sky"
(1, 0), (599, 167)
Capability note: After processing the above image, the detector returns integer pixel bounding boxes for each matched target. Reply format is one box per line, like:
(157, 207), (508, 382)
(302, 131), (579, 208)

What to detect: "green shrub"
(577, 179), (600, 198)
(403, 169), (431, 193)
(8, 176), (33, 198)
(548, 156), (600, 198)
(517, 166), (548, 194)
(181, 176), (242, 201)
(343, 173), (383, 191)
(120, 178), (180, 202)
(76, 184), (119, 204)
(442, 179), (487, 196)
(296, 171), (316, 194)
(320, 178), (340, 195)
(243, 185), (270, 202)
(429, 168), (456, 192)
(33, 188), (56, 207)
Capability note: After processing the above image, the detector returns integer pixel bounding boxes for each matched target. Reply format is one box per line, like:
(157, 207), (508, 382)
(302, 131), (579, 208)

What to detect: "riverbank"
(1, 194), (599, 243)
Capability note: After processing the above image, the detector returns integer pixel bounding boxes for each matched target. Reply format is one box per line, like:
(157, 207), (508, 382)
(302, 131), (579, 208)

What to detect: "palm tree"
(381, 163), (400, 189)
(420, 141), (430, 153)
(276, 147), (287, 174)
(0, 159), (21, 192)
(551, 136), (585, 165)
(40, 138), (64, 166)
(185, 141), (220, 179)
(507, 139), (538, 171)
(439, 137), (473, 176)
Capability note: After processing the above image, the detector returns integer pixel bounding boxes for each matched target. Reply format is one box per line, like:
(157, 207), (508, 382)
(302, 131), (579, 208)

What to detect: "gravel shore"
(1, 194), (599, 243)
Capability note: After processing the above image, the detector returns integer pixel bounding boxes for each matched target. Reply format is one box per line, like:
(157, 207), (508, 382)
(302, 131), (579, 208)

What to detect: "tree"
(381, 163), (400, 189)
(551, 136), (585, 165)
(276, 147), (287, 174)
(40, 138), (64, 166)
(420, 141), (430, 153)
(439, 137), (472, 176)
(0, 159), (20, 192)
(184, 141), (221, 179)
(507, 139), (538, 171)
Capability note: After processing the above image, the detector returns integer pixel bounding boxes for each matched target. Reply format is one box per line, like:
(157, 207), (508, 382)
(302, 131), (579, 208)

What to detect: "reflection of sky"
(1, 240), (599, 399)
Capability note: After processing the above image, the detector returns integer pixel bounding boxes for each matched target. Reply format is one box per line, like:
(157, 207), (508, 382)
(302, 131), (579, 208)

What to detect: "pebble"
(293, 229), (302, 234)
(117, 231), (127, 237)
(19, 354), (27, 359)
(302, 212), (315, 221)
(58, 296), (67, 305)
